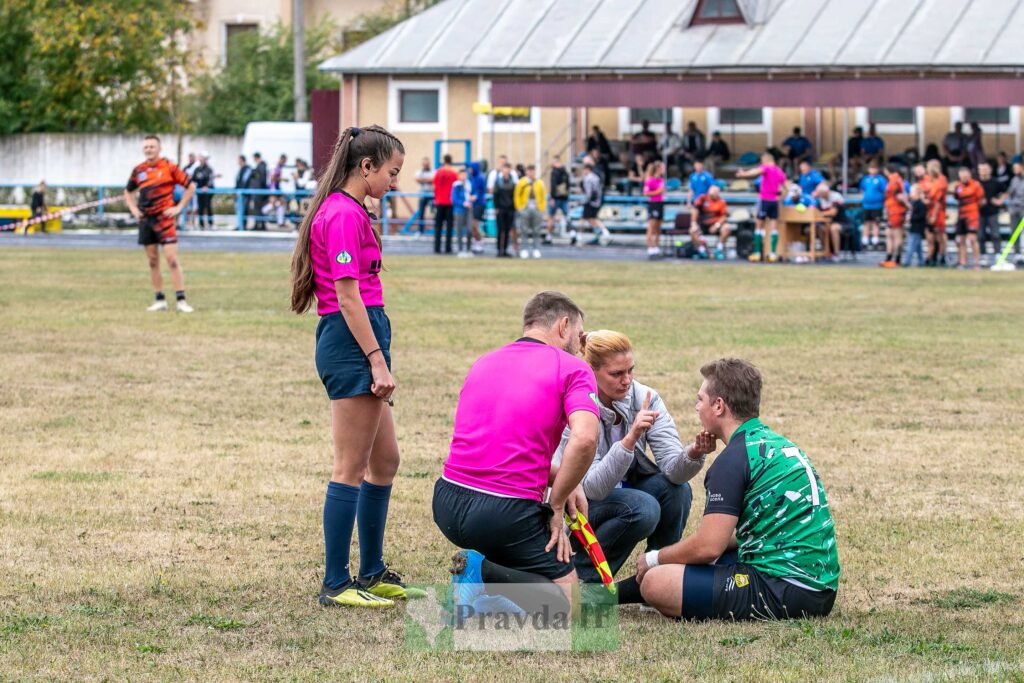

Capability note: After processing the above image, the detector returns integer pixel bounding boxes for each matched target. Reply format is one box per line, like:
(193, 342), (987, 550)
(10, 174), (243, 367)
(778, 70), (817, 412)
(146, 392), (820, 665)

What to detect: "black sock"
(615, 575), (645, 605)
(480, 559), (569, 615)
(154, 291), (166, 301)
(175, 290), (186, 302)
(895, 251), (902, 264)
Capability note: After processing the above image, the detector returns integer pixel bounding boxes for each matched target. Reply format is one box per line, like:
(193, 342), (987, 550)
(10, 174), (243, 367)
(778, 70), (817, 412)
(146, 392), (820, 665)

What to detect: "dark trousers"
(197, 192), (213, 227)
(496, 208), (515, 255)
(434, 204), (454, 253)
(417, 195), (432, 234)
(980, 214), (1001, 256)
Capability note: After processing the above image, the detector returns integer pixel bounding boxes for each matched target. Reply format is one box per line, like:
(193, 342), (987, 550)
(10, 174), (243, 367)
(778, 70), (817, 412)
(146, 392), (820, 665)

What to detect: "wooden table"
(775, 205), (832, 261)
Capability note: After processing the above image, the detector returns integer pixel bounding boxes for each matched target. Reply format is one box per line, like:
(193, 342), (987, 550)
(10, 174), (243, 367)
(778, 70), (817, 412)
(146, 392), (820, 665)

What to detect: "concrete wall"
(0, 134), (243, 186)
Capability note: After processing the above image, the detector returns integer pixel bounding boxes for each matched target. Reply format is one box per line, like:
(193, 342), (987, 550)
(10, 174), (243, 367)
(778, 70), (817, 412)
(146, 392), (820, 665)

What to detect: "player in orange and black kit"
(925, 160), (949, 267)
(125, 135), (195, 312)
(881, 166), (909, 268)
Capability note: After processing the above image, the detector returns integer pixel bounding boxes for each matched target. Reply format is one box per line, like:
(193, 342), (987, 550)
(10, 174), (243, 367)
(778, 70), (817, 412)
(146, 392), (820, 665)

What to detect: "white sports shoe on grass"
(532, 249), (542, 259)
(176, 300), (194, 314)
(147, 300), (168, 312)
(520, 249), (529, 259)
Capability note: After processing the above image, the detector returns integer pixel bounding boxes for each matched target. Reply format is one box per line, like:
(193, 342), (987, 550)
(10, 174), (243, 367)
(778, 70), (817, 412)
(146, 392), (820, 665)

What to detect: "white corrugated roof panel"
(884, 0), (971, 65)
(834, 0), (922, 67)
(689, 24), (764, 67)
(371, 0), (465, 69)
(469, 0), (554, 68)
(933, 0), (1018, 64)
(600, 0), (698, 68)
(419, 0), (515, 69)
(983, 0), (1024, 65)
(735, 0), (827, 65)
(557, 0), (649, 67)
(645, 14), (713, 67)
(506, 0), (598, 68)
(785, 0), (871, 66)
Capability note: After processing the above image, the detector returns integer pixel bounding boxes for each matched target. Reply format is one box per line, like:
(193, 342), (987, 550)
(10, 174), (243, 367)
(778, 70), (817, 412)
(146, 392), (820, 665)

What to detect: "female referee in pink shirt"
(291, 125), (422, 608)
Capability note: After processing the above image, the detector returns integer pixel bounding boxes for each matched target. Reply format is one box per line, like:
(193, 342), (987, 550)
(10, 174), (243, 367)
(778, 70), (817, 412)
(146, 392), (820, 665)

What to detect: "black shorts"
(648, 202), (664, 221)
(138, 216), (177, 245)
(863, 208), (883, 222)
(582, 204), (601, 220)
(314, 308), (391, 400)
(472, 204), (485, 221)
(757, 200), (779, 221)
(681, 560), (836, 621)
(432, 478), (575, 580)
(956, 217), (979, 236)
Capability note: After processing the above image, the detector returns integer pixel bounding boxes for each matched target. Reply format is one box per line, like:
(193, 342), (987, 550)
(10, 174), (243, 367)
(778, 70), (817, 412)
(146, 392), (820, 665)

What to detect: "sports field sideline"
(1, 248), (1022, 681)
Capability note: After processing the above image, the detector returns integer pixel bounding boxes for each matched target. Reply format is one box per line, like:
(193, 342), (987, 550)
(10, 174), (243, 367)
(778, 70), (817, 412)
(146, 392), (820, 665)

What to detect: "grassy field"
(1, 247), (1023, 682)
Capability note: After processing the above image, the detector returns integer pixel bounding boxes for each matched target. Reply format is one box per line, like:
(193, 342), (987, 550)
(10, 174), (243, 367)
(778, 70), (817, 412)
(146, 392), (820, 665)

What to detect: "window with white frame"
(868, 108), (915, 125)
(855, 106), (922, 135)
(477, 80), (536, 131)
(964, 107), (1010, 125)
(704, 107), (772, 144)
(388, 79), (446, 133)
(630, 108), (672, 125)
(719, 108), (763, 125)
(949, 106), (1017, 137)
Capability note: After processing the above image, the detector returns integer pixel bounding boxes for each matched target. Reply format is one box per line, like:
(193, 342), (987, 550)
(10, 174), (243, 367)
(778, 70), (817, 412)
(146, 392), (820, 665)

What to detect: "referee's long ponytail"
(291, 125), (404, 314)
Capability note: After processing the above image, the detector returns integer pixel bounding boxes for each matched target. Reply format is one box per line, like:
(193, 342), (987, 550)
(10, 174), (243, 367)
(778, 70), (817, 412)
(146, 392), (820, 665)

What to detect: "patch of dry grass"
(1, 248), (1022, 681)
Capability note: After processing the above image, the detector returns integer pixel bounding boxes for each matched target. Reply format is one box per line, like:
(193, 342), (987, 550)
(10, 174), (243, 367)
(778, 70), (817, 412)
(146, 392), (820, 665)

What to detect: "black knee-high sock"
(615, 575), (644, 605)
(480, 559), (569, 615)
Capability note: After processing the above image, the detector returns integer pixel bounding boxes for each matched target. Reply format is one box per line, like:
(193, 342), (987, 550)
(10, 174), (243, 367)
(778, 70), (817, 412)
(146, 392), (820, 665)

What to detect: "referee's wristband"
(365, 348), (382, 360)
(645, 550), (660, 568)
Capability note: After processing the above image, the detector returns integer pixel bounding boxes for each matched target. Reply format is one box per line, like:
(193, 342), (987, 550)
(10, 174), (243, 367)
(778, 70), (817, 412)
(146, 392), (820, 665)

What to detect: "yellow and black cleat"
(360, 567), (427, 600)
(319, 582), (394, 608)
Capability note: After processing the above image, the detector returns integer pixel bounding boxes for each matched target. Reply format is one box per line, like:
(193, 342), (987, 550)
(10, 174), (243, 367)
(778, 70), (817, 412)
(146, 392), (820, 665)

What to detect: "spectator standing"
(659, 122), (682, 172)
(953, 167), (984, 269)
(704, 132), (730, 174)
(925, 160), (949, 266)
(642, 160), (665, 260)
(881, 166), (909, 267)
(858, 162), (887, 250)
(942, 122), (966, 172)
(782, 127), (813, 175)
(631, 120), (658, 164)
(904, 185), (928, 267)
(292, 158), (315, 191)
(514, 164), (547, 259)
(271, 154), (287, 190)
(192, 153), (215, 230)
(547, 155), (571, 243)
(680, 121), (706, 172)
(993, 152), (1011, 191)
(30, 180), (47, 233)
(846, 127), (865, 175)
(692, 185), (731, 261)
(467, 162), (486, 254)
(861, 124), (885, 164)
(797, 160), (824, 197)
(1007, 162), (1024, 261)
(736, 152), (788, 262)
(492, 163), (517, 257)
(587, 126), (612, 184)
(248, 152), (268, 230)
(686, 160), (715, 206)
(622, 154), (645, 196)
(575, 159), (610, 246)
(486, 155), (518, 192)
(966, 122), (986, 171)
(451, 168), (474, 257)
(432, 154), (458, 254)
(414, 157), (434, 238)
(977, 163), (1004, 264)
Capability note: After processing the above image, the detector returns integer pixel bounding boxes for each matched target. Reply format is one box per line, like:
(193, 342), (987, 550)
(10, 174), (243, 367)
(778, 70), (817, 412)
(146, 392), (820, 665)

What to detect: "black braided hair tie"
(351, 127), (361, 137)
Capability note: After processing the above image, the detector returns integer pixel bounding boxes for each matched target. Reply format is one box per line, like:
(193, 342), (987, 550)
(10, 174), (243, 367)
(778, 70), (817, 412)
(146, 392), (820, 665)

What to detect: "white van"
(241, 122), (312, 192)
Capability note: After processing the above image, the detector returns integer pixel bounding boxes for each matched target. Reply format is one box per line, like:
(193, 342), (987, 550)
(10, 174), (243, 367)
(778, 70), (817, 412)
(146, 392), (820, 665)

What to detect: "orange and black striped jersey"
(126, 158), (190, 217)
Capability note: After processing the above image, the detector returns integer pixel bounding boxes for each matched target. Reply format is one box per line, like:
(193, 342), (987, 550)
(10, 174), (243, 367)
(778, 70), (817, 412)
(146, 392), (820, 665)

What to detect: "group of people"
(235, 153), (316, 230)
(290, 123), (841, 626)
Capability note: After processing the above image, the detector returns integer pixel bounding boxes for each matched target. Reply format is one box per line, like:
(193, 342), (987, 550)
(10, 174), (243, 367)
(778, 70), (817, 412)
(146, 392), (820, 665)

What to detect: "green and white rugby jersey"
(703, 418), (840, 591)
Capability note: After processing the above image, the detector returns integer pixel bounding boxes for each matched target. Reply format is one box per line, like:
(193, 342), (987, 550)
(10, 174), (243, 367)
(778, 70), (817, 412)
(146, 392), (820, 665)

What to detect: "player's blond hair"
(580, 329), (633, 370)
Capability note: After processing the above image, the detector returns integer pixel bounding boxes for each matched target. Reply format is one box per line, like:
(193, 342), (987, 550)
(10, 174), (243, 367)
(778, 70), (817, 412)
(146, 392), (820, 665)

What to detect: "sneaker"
(599, 233), (612, 247)
(147, 300), (168, 312)
(448, 550), (485, 611)
(586, 236), (600, 246)
(747, 253), (762, 262)
(471, 242), (485, 254)
(715, 249), (725, 261)
(542, 234), (554, 245)
(519, 249), (529, 259)
(359, 566), (427, 600)
(767, 253), (779, 263)
(176, 300), (194, 313)
(532, 249), (542, 259)
(319, 580), (394, 608)
(568, 230), (578, 246)
(456, 250), (472, 259)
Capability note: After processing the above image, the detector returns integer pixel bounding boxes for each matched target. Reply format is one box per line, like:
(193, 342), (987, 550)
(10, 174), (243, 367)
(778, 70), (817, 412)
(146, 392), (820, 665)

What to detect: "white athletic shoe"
(147, 300), (168, 312)
(520, 249), (530, 259)
(176, 300), (194, 313)
(532, 249), (542, 259)
(599, 233), (612, 247)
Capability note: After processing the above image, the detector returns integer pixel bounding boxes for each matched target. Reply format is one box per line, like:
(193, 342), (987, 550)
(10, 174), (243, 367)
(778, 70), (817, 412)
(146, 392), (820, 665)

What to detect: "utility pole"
(293, 0), (307, 122)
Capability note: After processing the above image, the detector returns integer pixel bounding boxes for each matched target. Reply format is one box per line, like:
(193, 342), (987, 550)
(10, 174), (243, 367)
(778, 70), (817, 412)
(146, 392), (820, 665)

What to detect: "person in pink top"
(737, 152), (789, 262)
(642, 160), (666, 260)
(291, 125), (423, 609)
(434, 292), (601, 616)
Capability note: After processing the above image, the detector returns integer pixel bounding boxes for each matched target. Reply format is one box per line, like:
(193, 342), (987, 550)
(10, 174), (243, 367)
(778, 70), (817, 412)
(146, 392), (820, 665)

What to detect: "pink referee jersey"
(443, 338), (600, 501)
(310, 192), (384, 315)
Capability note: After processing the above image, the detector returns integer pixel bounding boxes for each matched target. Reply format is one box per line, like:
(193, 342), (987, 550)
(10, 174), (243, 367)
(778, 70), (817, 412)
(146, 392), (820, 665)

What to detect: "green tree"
(187, 22), (340, 135)
(0, 0), (190, 133)
(341, 0), (444, 50)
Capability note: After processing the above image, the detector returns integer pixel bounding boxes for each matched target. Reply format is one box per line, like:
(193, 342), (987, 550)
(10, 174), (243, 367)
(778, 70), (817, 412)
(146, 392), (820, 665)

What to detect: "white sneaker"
(176, 300), (194, 313)
(147, 300), (168, 312)
(532, 249), (542, 259)
(599, 233), (612, 247)
(456, 250), (472, 259)
(520, 249), (529, 259)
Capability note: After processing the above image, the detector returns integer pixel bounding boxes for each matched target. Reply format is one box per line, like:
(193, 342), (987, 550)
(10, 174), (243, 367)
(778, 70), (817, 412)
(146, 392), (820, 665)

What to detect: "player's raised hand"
(629, 391), (659, 440)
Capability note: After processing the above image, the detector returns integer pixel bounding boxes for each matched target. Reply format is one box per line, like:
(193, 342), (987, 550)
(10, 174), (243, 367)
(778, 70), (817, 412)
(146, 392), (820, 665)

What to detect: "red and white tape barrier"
(1, 196), (124, 233)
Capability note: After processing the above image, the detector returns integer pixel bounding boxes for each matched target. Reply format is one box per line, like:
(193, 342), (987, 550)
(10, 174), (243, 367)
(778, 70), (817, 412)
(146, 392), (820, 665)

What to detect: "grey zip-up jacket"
(1007, 175), (1024, 214)
(552, 380), (706, 501)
